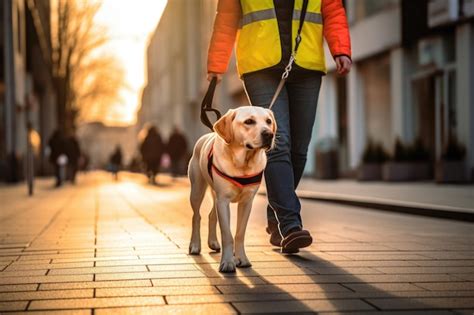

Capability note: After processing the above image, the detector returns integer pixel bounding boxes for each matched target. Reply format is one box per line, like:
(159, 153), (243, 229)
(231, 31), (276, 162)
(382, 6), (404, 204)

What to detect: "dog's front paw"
(188, 243), (201, 255)
(208, 240), (221, 252)
(234, 256), (252, 268)
(219, 260), (236, 273)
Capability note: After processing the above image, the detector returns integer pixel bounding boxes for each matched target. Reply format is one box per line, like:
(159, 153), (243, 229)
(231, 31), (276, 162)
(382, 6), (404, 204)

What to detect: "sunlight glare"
(90, 0), (168, 126)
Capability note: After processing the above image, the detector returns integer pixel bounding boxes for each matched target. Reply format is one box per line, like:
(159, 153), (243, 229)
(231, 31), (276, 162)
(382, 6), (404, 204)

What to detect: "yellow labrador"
(188, 106), (276, 273)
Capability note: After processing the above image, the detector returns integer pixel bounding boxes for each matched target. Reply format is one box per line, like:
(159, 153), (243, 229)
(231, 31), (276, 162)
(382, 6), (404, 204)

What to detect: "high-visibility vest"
(236, 0), (325, 75)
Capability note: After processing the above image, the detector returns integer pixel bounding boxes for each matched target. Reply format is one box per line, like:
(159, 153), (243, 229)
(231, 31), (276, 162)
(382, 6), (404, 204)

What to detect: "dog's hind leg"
(188, 159), (207, 255)
(208, 201), (221, 252)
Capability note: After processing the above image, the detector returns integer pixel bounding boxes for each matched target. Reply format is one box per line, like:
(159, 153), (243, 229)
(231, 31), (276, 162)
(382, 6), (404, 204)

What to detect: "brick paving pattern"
(1, 172), (473, 314)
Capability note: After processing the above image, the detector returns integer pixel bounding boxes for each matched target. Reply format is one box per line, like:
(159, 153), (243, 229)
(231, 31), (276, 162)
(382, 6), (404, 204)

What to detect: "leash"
(200, 0), (309, 130)
(269, 0), (308, 110)
(200, 76), (222, 130)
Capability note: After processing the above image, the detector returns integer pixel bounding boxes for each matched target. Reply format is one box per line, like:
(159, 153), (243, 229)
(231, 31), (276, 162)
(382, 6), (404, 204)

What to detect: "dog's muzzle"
(261, 130), (274, 149)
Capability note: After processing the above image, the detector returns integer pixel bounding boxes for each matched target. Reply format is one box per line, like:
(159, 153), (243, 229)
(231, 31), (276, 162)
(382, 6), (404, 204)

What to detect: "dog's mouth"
(262, 139), (273, 149)
(245, 142), (274, 151)
(264, 142), (274, 152)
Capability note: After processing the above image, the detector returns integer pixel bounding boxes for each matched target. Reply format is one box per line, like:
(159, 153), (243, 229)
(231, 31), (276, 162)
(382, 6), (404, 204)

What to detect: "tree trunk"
(54, 77), (67, 132)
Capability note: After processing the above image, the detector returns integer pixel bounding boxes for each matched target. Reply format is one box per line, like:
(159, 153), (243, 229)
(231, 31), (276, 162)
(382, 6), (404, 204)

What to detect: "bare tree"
(51, 0), (125, 131)
(73, 54), (126, 123)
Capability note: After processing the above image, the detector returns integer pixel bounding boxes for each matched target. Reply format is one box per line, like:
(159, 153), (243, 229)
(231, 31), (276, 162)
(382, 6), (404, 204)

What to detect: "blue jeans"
(243, 70), (322, 236)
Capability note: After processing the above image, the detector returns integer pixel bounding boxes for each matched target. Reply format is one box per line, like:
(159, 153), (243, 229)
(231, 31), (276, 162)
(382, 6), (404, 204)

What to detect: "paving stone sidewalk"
(0, 172), (474, 314)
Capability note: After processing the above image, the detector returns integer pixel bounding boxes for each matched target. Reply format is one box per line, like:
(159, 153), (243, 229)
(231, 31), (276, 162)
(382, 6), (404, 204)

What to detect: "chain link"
(282, 54), (295, 79)
(268, 11), (305, 110)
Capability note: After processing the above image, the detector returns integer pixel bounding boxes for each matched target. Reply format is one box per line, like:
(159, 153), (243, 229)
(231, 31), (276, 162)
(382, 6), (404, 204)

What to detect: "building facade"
(313, 0), (474, 180)
(1, 0), (57, 182)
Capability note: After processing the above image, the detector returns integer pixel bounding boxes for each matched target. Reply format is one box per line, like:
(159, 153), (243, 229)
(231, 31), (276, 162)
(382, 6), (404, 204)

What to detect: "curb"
(259, 190), (474, 222)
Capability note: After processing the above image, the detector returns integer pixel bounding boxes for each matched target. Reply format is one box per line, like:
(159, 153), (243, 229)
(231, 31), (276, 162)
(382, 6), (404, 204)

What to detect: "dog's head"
(213, 106), (276, 151)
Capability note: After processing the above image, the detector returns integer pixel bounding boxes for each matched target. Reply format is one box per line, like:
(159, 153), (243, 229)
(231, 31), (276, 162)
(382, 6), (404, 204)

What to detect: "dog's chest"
(228, 187), (258, 203)
(210, 180), (258, 203)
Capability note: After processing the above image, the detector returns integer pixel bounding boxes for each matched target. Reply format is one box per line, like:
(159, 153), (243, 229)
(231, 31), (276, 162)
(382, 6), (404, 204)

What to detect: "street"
(1, 172), (474, 314)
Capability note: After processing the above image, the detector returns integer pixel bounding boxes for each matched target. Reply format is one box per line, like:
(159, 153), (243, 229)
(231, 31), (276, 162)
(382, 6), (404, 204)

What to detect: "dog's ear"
(213, 109), (236, 144)
(266, 109), (277, 134)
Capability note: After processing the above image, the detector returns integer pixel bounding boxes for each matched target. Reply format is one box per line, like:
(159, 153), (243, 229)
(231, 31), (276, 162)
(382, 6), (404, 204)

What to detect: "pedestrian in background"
(48, 129), (66, 187)
(140, 126), (164, 185)
(65, 132), (81, 185)
(109, 145), (123, 181)
(166, 126), (188, 179)
(207, 0), (351, 252)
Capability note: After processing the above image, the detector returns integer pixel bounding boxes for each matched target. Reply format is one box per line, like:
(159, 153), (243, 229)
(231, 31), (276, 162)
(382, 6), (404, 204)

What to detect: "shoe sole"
(281, 247), (299, 254)
(281, 234), (312, 252)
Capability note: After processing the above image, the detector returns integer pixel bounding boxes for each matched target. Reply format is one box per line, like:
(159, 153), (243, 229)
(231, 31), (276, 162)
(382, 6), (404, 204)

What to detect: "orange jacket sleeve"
(207, 0), (242, 74)
(321, 0), (352, 59)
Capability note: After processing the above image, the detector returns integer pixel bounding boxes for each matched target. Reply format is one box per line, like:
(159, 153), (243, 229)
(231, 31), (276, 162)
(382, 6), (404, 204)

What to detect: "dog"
(188, 106), (276, 273)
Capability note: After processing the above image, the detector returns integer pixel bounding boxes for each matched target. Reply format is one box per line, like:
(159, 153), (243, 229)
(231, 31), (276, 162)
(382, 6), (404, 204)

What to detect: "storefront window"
(359, 53), (392, 152)
(443, 31), (455, 63)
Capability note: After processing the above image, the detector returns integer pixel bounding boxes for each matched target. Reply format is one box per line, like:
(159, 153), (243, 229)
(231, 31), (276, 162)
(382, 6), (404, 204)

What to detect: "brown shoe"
(281, 229), (312, 253)
(266, 222), (282, 247)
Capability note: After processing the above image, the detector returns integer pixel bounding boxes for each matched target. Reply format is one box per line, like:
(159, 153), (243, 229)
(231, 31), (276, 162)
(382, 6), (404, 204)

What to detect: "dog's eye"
(244, 119), (256, 125)
(266, 119), (272, 125)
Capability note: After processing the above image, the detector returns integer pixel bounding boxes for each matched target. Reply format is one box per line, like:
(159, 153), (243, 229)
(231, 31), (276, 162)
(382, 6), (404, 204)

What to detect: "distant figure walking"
(48, 130), (66, 187)
(109, 145), (123, 181)
(65, 133), (81, 184)
(166, 126), (188, 179)
(140, 126), (164, 185)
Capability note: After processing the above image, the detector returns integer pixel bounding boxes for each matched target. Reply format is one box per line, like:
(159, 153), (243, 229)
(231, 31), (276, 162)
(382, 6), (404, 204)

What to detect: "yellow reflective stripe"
(293, 10), (322, 24)
(242, 9), (321, 27)
(241, 8), (276, 27)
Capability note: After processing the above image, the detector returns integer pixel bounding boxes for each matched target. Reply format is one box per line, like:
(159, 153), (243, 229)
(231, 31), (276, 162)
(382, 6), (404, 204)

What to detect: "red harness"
(207, 145), (263, 188)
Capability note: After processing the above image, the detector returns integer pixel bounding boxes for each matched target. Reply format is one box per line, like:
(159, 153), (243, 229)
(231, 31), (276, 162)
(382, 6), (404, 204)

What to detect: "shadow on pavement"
(276, 249), (438, 312)
(187, 243), (437, 313)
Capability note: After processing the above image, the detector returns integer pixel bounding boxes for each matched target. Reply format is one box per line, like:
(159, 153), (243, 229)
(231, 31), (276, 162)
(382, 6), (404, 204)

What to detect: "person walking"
(109, 145), (123, 181)
(64, 133), (81, 184)
(207, 0), (351, 253)
(48, 130), (66, 187)
(166, 126), (188, 179)
(140, 126), (164, 185)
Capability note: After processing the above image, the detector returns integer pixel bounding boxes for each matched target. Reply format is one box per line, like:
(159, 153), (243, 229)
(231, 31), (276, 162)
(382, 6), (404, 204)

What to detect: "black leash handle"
(200, 76), (222, 131)
(295, 0), (308, 52)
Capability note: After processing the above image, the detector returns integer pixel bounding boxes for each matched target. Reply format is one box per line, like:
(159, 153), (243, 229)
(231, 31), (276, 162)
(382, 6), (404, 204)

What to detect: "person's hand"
(335, 55), (351, 76)
(207, 73), (223, 83)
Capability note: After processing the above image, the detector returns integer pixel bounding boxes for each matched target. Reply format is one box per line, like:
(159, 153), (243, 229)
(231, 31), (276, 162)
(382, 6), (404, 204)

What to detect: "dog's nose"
(261, 130), (274, 146)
